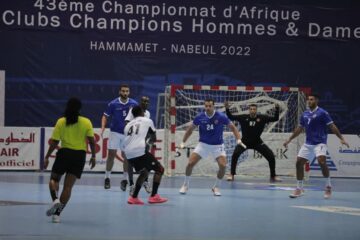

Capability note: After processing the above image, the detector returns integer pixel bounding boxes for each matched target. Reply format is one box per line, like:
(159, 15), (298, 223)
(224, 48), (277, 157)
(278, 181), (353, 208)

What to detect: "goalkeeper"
(225, 102), (281, 182)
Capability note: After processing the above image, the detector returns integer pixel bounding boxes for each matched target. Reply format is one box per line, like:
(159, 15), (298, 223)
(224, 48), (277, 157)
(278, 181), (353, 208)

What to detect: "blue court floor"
(0, 172), (359, 240)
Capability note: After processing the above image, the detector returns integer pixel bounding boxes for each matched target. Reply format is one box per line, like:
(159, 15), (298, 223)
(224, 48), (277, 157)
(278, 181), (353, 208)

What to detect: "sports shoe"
(52, 214), (60, 223)
(179, 184), (188, 194)
(212, 187), (221, 196)
(143, 181), (152, 194)
(104, 178), (111, 189)
(46, 199), (62, 216)
(127, 196), (144, 205)
(120, 180), (128, 191)
(129, 184), (135, 196)
(289, 188), (304, 198)
(226, 175), (234, 182)
(270, 176), (282, 183)
(324, 186), (332, 199)
(148, 194), (168, 204)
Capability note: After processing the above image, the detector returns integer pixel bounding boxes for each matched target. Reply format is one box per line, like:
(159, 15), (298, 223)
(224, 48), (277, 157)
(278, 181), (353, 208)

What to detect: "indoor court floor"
(0, 172), (359, 240)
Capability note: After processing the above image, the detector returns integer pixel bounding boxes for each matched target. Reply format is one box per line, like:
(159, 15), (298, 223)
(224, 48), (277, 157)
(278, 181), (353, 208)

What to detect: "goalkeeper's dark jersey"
(225, 107), (279, 147)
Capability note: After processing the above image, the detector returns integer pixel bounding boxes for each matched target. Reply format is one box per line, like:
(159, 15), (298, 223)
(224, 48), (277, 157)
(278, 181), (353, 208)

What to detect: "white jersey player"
(122, 106), (167, 205)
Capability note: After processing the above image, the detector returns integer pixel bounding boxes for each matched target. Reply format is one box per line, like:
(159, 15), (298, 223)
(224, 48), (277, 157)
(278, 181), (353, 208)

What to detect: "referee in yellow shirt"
(44, 97), (96, 223)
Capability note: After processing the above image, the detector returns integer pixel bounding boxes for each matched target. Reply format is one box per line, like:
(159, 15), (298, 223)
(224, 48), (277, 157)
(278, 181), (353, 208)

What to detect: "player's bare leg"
(179, 153), (201, 194)
(289, 157), (307, 198)
(104, 149), (116, 189)
(121, 152), (129, 191)
(317, 155), (332, 199)
(212, 156), (226, 196)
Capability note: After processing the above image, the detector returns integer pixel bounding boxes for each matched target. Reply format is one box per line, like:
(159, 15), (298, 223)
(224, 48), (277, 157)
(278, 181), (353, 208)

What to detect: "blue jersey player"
(179, 99), (243, 196)
(283, 93), (349, 199)
(101, 84), (138, 190)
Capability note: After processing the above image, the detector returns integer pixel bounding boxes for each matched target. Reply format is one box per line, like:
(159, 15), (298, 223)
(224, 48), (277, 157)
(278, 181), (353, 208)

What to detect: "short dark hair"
(249, 104), (257, 108)
(308, 93), (320, 100)
(132, 105), (144, 118)
(119, 84), (129, 90)
(204, 99), (215, 105)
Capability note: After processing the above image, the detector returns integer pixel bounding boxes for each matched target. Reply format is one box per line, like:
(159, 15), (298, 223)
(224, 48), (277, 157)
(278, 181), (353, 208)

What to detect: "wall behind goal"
(0, 1), (359, 134)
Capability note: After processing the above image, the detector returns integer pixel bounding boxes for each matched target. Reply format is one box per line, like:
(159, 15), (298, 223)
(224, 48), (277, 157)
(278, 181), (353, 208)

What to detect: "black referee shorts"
(129, 152), (163, 173)
(52, 148), (86, 179)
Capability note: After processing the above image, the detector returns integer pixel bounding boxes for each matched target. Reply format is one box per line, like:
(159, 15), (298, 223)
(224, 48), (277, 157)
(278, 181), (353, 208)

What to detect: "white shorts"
(193, 142), (226, 159)
(108, 131), (125, 150)
(297, 143), (328, 161)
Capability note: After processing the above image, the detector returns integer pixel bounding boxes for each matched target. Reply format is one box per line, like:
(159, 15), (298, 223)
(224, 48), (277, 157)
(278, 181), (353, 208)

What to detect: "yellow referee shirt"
(51, 116), (94, 151)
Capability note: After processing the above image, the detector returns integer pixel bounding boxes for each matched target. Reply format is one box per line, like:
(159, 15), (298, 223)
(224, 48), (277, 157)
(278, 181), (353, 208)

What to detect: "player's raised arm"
(180, 123), (196, 149)
(266, 104), (280, 122)
(283, 126), (304, 148)
(224, 101), (241, 121)
(328, 123), (350, 148)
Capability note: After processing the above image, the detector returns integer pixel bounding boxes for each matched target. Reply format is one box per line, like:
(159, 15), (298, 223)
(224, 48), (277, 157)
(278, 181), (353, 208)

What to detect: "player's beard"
(120, 94), (128, 101)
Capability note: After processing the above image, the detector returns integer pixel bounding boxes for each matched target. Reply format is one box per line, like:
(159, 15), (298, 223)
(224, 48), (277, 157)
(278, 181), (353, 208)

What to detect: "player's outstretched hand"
(236, 139), (246, 149)
(179, 142), (185, 149)
(89, 156), (96, 169)
(341, 139), (350, 148)
(283, 140), (290, 148)
(224, 101), (230, 109)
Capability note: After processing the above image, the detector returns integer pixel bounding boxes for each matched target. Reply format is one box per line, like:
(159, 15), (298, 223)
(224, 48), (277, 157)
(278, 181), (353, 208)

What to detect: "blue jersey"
(300, 107), (333, 145)
(104, 98), (138, 134)
(193, 111), (230, 145)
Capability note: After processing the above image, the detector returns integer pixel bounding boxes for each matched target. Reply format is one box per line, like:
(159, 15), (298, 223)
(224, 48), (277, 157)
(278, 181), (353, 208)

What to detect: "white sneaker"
(46, 199), (61, 216)
(179, 184), (188, 194)
(129, 184), (135, 196)
(289, 188), (305, 198)
(52, 215), (60, 223)
(143, 181), (152, 194)
(212, 187), (221, 196)
(324, 186), (332, 199)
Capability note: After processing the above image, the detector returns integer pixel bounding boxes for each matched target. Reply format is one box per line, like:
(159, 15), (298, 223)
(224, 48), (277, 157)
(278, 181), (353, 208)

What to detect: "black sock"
(151, 182), (160, 197)
(133, 184), (142, 198)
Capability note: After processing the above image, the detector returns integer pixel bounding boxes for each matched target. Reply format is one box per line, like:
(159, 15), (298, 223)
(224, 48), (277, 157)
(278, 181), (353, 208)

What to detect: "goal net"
(163, 85), (309, 177)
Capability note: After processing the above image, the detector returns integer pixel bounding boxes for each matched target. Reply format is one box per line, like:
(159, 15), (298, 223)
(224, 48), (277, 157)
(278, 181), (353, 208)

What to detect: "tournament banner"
(0, 1), (359, 135)
(310, 134), (360, 178)
(0, 127), (40, 170)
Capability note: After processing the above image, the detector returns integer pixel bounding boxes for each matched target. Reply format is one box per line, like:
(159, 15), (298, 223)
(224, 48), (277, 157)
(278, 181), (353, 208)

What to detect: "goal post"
(163, 84), (310, 177)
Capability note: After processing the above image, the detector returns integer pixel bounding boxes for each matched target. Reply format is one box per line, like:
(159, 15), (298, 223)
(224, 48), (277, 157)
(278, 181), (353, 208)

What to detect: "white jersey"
(122, 117), (156, 159)
(125, 108), (150, 121)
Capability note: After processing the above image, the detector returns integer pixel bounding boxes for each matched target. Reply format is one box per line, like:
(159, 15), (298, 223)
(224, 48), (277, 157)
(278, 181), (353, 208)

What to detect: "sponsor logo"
(309, 151), (337, 171)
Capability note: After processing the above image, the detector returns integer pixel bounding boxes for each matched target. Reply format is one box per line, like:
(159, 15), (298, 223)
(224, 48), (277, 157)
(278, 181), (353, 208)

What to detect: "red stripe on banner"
(171, 160), (176, 169)
(171, 142), (176, 151)
(246, 86), (255, 91)
(155, 157), (161, 160)
(193, 85), (202, 90)
(171, 125), (176, 133)
(211, 85), (220, 90)
(263, 86), (273, 91)
(228, 86), (237, 90)
(300, 87), (311, 95)
(170, 107), (176, 116)
(155, 140), (162, 143)
(281, 87), (290, 92)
